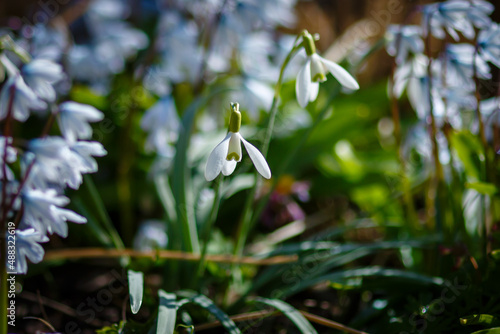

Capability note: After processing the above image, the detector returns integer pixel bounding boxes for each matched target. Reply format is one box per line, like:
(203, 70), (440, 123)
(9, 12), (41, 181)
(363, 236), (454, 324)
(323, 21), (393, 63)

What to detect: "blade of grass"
(128, 270), (144, 314)
(251, 297), (317, 334)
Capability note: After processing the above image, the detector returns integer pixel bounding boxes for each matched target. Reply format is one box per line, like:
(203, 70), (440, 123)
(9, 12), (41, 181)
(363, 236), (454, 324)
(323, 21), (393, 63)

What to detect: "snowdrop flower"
(385, 25), (424, 65)
(58, 102), (104, 142)
(0, 74), (46, 122)
(21, 188), (86, 237)
(141, 97), (180, 157)
(133, 220), (168, 251)
(21, 58), (64, 102)
(205, 103), (271, 181)
(478, 23), (500, 68)
(13, 228), (49, 274)
(295, 30), (359, 108)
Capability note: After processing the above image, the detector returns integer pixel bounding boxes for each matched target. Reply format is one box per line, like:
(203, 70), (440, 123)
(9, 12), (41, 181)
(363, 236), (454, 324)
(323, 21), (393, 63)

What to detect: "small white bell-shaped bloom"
(205, 103), (271, 181)
(295, 30), (359, 108)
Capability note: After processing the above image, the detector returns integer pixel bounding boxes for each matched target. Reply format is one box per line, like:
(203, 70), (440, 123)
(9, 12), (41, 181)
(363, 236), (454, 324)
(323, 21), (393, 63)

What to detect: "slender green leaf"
(469, 328), (500, 334)
(82, 175), (125, 250)
(460, 314), (500, 327)
(466, 182), (498, 195)
(281, 267), (444, 298)
(177, 291), (241, 334)
(156, 290), (181, 334)
(127, 270), (144, 314)
(154, 174), (178, 224)
(252, 297), (317, 334)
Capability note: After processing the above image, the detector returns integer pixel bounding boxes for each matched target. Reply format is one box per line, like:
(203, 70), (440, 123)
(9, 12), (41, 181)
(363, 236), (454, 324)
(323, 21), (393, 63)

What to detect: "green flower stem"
(233, 36), (302, 257)
(389, 27), (418, 233)
(83, 175), (125, 251)
(195, 175), (223, 280)
(240, 39), (385, 249)
(473, 46), (494, 256)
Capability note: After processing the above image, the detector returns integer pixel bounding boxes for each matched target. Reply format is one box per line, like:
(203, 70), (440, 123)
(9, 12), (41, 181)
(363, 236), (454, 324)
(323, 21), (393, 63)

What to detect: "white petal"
(295, 59), (312, 108)
(205, 133), (232, 181)
(222, 160), (237, 176)
(319, 56), (360, 90)
(241, 137), (271, 179)
(309, 82), (319, 102)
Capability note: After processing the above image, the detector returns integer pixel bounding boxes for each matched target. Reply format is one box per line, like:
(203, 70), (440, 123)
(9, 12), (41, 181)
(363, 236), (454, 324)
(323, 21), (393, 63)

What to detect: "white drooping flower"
(478, 23), (500, 68)
(133, 220), (168, 251)
(295, 30), (359, 108)
(21, 188), (87, 238)
(13, 228), (49, 274)
(205, 103), (271, 181)
(21, 58), (64, 102)
(140, 96), (180, 157)
(24, 136), (106, 190)
(421, 0), (493, 41)
(58, 102), (104, 142)
(0, 74), (46, 122)
(385, 25), (424, 65)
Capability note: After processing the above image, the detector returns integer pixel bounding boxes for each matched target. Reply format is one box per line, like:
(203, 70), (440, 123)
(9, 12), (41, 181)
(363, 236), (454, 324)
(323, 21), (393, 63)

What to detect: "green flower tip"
(301, 30), (317, 56)
(229, 102), (241, 133)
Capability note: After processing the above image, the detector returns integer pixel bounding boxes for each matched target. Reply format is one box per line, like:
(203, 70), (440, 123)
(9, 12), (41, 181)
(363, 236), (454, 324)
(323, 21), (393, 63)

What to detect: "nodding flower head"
(205, 102), (271, 181)
(295, 30), (359, 108)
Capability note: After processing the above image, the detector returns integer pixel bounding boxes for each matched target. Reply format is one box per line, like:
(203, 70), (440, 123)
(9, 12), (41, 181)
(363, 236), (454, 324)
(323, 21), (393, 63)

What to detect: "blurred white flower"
(58, 102), (104, 142)
(444, 43), (491, 88)
(478, 23), (500, 68)
(141, 97), (180, 157)
(21, 58), (64, 102)
(0, 75), (46, 122)
(133, 220), (168, 251)
(21, 188), (87, 237)
(230, 77), (274, 119)
(422, 0), (492, 41)
(13, 228), (49, 274)
(385, 25), (424, 65)
(25, 137), (106, 190)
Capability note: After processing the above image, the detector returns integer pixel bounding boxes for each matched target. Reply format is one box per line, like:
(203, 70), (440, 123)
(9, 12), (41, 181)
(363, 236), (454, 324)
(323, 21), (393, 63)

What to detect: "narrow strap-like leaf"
(127, 270), (144, 314)
(252, 297), (318, 334)
(157, 290), (178, 334)
(469, 328), (500, 334)
(177, 291), (241, 334)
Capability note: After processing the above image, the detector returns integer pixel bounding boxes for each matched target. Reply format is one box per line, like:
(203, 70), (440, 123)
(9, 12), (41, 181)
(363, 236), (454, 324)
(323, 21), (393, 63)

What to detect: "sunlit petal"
(241, 137), (271, 179)
(319, 56), (359, 90)
(205, 132), (232, 181)
(296, 58), (311, 108)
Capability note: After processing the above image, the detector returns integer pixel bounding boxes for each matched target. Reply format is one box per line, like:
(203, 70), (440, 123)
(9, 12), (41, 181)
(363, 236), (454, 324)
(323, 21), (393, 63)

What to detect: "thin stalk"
(424, 22), (445, 239)
(195, 175), (223, 279)
(389, 25), (418, 233)
(473, 46), (493, 255)
(233, 37), (302, 257)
